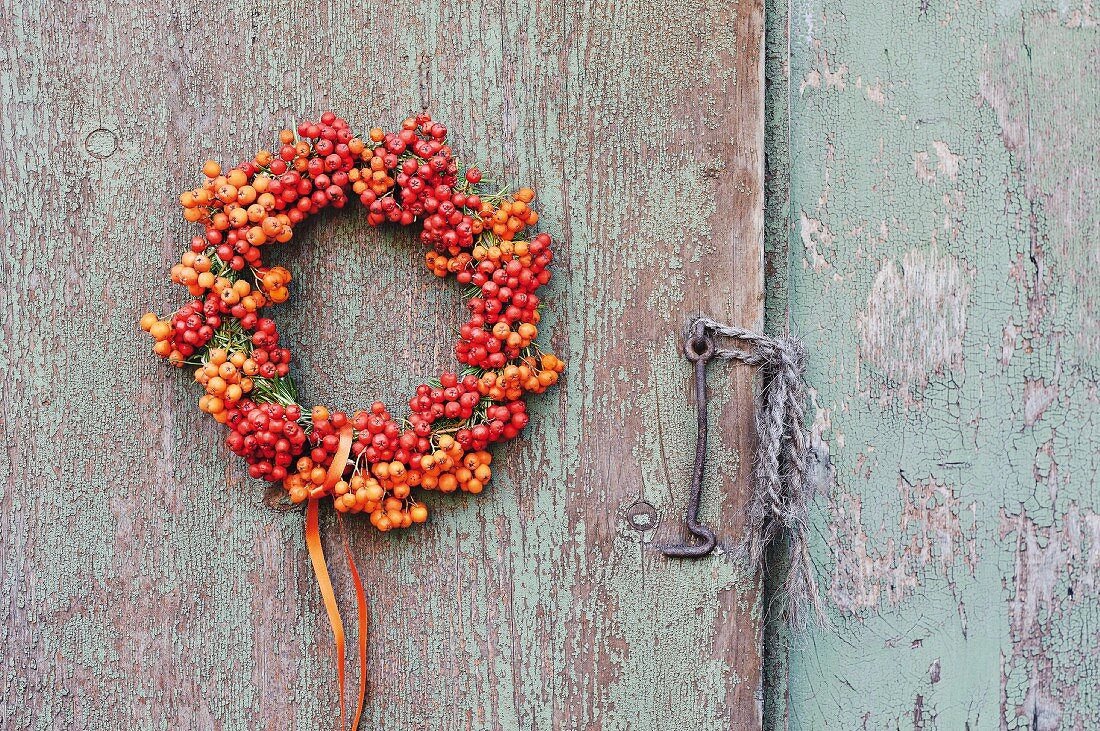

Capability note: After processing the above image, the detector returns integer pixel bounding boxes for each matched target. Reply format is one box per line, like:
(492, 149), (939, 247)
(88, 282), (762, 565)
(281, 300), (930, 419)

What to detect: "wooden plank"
(777, 1), (1100, 728)
(0, 0), (764, 729)
(761, 0), (793, 727)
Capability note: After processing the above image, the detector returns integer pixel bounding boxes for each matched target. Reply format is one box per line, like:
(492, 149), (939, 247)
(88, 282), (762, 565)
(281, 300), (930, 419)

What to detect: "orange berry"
(216, 184), (238, 203)
(261, 217), (281, 237)
(246, 226), (266, 246)
(149, 321), (171, 341)
(226, 169), (247, 187)
(237, 185), (257, 206)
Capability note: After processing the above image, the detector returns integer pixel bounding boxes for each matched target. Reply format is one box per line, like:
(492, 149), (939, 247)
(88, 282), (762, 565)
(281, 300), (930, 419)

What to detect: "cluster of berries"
(477, 354), (565, 399)
(194, 348), (251, 418)
(358, 119), (458, 230)
(142, 113), (564, 531)
(258, 265), (292, 304)
(348, 402), (413, 466)
(453, 232), (553, 369)
(139, 293), (225, 361)
(225, 400), (307, 481)
(408, 373), (483, 428)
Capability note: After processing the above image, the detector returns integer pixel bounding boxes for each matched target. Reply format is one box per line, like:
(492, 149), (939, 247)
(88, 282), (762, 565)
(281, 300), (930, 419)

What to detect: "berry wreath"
(141, 111), (563, 528)
(139, 111), (564, 728)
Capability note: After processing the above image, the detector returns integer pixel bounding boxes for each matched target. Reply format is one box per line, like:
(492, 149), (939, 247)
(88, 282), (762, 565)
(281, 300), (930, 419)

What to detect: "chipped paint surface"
(828, 476), (978, 615)
(776, 0), (1100, 728)
(858, 248), (970, 391)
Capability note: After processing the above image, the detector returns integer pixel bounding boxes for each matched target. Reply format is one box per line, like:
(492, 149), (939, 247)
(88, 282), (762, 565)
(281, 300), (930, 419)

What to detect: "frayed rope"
(692, 317), (827, 630)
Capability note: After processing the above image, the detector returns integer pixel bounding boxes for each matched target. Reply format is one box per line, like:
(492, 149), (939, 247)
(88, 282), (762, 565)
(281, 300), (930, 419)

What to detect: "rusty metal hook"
(661, 320), (718, 558)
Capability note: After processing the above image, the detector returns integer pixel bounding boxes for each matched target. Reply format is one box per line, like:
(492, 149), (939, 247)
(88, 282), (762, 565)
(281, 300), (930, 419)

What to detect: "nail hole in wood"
(85, 128), (118, 159)
(624, 500), (658, 532)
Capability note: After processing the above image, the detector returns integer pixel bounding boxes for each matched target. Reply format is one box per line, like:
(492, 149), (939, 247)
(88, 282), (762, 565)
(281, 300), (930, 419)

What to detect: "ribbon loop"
(304, 424), (367, 730)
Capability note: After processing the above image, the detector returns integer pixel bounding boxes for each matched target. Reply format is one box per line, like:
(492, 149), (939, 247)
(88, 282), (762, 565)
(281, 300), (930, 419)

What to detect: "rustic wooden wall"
(771, 0), (1100, 728)
(0, 1), (766, 729)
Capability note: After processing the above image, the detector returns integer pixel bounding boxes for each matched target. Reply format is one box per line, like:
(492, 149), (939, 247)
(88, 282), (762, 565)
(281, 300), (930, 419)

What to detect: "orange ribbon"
(304, 424), (367, 730)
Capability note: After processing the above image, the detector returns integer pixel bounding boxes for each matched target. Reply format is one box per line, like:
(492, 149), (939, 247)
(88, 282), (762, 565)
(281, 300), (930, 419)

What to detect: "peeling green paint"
(776, 1), (1100, 728)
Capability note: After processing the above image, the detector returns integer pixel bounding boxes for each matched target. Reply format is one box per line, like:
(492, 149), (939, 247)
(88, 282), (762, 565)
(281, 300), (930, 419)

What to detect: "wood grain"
(774, 1), (1100, 728)
(0, 1), (764, 729)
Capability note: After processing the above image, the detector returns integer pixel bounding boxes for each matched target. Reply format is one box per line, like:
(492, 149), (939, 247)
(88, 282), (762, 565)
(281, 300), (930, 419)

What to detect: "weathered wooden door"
(1, 1), (765, 729)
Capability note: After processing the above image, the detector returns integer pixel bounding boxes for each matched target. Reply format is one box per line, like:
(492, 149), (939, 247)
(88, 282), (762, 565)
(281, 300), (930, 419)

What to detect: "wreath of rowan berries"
(141, 112), (564, 532)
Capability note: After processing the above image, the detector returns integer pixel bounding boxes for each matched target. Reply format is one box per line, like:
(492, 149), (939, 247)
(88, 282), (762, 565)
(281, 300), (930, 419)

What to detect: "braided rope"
(694, 317), (825, 628)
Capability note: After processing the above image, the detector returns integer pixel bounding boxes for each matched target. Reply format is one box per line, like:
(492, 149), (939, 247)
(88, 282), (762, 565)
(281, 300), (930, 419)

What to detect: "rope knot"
(692, 317), (825, 629)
